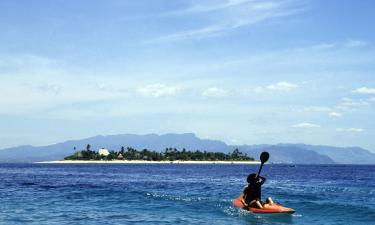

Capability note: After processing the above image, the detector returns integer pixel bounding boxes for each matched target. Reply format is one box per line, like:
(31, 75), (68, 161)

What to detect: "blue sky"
(1, 0), (375, 151)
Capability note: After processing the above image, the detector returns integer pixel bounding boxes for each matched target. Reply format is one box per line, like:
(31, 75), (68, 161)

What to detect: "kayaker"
(242, 173), (273, 209)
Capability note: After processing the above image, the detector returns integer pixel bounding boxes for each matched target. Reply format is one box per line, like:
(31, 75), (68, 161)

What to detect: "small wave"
(145, 192), (208, 203)
(221, 205), (243, 217)
(39, 185), (58, 189)
(20, 182), (36, 186)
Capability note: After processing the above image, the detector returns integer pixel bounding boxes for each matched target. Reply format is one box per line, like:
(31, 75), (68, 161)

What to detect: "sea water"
(0, 163), (374, 225)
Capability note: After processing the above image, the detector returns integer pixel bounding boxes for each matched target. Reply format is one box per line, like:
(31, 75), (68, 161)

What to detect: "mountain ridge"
(0, 133), (374, 164)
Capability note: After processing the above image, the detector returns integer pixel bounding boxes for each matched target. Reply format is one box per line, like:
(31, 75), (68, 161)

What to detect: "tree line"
(64, 145), (254, 161)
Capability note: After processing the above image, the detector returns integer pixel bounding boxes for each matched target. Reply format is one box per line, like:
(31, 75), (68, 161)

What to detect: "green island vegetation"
(64, 144), (254, 161)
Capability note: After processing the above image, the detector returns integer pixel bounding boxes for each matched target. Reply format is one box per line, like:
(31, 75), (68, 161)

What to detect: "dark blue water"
(0, 164), (374, 225)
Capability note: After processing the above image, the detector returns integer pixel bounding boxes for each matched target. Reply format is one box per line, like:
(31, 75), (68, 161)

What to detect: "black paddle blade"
(260, 151), (269, 163)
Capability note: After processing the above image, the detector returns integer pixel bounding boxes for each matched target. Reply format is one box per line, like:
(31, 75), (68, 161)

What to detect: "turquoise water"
(0, 164), (374, 224)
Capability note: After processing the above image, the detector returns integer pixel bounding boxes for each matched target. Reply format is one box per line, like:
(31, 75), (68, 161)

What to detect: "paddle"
(256, 151), (269, 179)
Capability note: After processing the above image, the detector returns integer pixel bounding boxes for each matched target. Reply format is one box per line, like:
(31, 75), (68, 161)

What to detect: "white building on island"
(98, 148), (110, 156)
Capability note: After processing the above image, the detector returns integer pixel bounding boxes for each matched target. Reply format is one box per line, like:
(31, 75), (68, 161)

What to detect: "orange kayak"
(233, 195), (295, 214)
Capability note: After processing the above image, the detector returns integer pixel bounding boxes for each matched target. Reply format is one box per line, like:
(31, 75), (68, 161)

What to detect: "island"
(37, 145), (259, 164)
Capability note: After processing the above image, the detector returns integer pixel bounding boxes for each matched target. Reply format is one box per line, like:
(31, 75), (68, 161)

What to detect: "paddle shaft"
(256, 162), (264, 179)
(255, 152), (269, 179)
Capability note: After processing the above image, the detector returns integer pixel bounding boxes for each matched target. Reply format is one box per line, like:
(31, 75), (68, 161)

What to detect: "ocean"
(0, 163), (374, 225)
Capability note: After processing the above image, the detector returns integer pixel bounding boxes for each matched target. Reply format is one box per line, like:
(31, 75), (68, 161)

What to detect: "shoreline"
(34, 160), (260, 164)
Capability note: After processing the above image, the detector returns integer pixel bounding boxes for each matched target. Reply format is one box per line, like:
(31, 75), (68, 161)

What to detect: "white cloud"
(253, 86), (265, 93)
(137, 83), (180, 98)
(345, 40), (368, 48)
(36, 84), (62, 94)
(0, 54), (59, 70)
(329, 112), (342, 118)
(292, 123), (320, 128)
(98, 83), (107, 90)
(352, 87), (375, 94)
(266, 82), (299, 91)
(97, 83), (130, 94)
(301, 106), (332, 112)
(341, 97), (352, 102)
(338, 97), (370, 109)
(309, 43), (336, 50)
(153, 0), (308, 42)
(168, 0), (254, 15)
(336, 128), (364, 133)
(202, 87), (229, 97)
(252, 82), (299, 94)
(198, 39), (375, 77)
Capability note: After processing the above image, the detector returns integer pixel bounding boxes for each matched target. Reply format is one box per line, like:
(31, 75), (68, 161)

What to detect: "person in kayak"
(242, 173), (274, 209)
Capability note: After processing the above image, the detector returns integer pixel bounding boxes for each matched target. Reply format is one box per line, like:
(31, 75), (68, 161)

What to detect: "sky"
(0, 0), (375, 151)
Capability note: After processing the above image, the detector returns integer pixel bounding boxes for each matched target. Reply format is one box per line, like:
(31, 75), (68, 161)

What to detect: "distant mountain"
(0, 133), (230, 163)
(0, 133), (374, 164)
(283, 144), (375, 164)
(235, 145), (335, 164)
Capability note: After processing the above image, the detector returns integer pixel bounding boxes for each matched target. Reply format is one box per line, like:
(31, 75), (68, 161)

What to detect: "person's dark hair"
(247, 173), (257, 183)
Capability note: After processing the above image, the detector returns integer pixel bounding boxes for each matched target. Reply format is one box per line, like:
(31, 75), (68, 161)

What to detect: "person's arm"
(241, 198), (249, 207)
(258, 176), (266, 185)
(243, 185), (249, 194)
(241, 186), (249, 207)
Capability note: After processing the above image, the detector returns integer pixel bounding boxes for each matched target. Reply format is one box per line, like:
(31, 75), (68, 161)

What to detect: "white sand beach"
(35, 160), (260, 164)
